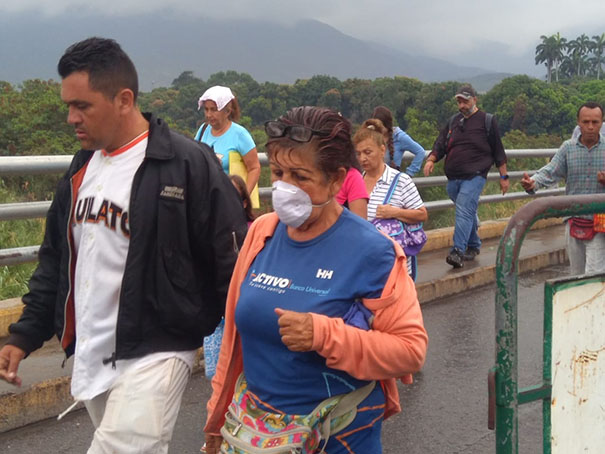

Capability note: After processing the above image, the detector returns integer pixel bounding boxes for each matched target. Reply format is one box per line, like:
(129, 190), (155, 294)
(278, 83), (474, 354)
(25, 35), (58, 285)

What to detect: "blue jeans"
(446, 176), (486, 253)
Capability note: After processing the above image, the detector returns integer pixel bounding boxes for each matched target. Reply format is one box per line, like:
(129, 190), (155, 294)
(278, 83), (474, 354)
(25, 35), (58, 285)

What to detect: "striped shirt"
(532, 135), (605, 195)
(367, 164), (424, 221)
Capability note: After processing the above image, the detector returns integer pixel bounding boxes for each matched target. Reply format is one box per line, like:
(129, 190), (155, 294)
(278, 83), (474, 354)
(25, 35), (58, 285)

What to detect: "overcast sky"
(2, 0), (605, 75)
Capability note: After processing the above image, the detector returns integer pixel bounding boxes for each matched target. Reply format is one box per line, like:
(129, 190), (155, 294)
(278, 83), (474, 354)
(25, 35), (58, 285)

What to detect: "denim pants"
(446, 175), (486, 253)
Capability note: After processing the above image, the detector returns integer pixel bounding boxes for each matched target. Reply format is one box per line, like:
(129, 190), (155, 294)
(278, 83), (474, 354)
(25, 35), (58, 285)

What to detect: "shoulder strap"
(197, 122), (209, 142)
(315, 380), (376, 446)
(446, 112), (494, 145)
(485, 112), (493, 136)
(382, 172), (401, 204)
(445, 113), (460, 149)
(448, 113), (458, 134)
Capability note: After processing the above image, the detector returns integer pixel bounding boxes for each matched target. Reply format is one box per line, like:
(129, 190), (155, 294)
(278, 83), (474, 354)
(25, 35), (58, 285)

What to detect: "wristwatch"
(500, 174), (509, 180)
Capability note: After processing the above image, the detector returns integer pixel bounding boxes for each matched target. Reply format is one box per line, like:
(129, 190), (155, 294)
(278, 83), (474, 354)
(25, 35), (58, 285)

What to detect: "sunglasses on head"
(264, 121), (329, 143)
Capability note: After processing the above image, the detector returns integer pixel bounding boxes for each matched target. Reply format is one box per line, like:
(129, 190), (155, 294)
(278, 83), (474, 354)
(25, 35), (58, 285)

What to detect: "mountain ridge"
(0, 13), (516, 91)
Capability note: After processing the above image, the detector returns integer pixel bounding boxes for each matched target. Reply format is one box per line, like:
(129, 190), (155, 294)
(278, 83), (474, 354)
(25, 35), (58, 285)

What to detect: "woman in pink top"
(335, 166), (369, 218)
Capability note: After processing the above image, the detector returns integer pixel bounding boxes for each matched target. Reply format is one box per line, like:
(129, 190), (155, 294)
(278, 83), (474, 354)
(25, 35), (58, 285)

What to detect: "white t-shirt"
(70, 131), (195, 401)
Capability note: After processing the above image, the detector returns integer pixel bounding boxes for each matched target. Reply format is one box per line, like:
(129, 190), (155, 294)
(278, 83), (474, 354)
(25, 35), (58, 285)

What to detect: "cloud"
(2, 0), (605, 63)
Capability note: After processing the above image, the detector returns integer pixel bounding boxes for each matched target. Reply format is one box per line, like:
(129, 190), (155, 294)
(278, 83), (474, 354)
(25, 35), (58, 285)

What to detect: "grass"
(0, 179), (47, 299)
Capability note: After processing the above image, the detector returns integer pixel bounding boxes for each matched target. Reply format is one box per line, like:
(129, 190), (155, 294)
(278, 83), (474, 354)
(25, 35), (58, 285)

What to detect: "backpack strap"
(445, 112), (495, 151)
(197, 122), (209, 142)
(445, 113), (460, 152)
(485, 112), (493, 137)
(484, 112), (495, 149)
(382, 172), (401, 205)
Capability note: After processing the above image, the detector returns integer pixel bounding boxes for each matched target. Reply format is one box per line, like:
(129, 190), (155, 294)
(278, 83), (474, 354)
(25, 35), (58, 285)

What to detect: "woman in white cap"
(195, 85), (261, 195)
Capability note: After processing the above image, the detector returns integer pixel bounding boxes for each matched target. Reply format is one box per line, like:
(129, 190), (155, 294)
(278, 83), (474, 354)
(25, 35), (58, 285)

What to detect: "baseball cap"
(454, 84), (477, 100)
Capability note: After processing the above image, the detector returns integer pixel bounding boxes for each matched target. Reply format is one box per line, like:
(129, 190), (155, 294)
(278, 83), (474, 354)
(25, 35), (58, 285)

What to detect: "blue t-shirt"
(235, 210), (391, 451)
(194, 122), (255, 173)
(235, 210), (393, 414)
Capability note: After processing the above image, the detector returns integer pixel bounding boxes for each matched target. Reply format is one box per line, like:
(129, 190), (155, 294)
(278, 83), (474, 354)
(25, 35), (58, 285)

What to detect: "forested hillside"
(5, 72), (604, 160)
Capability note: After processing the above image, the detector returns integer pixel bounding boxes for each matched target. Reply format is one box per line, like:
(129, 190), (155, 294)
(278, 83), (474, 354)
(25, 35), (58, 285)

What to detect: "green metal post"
(493, 194), (605, 454)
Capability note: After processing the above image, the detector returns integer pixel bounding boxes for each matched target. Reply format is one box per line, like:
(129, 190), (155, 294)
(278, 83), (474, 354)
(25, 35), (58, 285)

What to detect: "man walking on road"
(521, 101), (605, 275)
(0, 37), (247, 453)
(424, 84), (509, 268)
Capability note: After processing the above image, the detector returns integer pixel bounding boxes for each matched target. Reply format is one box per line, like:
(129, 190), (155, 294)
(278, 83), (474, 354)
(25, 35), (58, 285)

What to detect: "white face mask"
(271, 180), (331, 228)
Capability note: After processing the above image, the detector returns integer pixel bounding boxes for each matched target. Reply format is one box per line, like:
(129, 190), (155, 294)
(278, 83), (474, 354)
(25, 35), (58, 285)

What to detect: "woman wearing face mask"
(354, 119), (428, 281)
(195, 85), (261, 195)
(202, 106), (428, 454)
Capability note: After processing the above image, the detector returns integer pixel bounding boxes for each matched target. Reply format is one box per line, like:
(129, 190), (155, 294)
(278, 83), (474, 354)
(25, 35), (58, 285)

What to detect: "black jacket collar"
(144, 112), (174, 161)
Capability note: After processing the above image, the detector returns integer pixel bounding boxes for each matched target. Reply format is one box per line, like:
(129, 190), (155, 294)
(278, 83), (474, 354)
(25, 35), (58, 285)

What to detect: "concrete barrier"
(416, 248), (568, 303)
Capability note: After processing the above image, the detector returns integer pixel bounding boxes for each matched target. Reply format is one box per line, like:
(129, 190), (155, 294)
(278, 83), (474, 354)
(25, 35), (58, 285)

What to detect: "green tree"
(551, 33), (567, 82)
(481, 75), (577, 135)
(291, 75), (342, 106)
(567, 34), (592, 77)
(535, 35), (558, 83)
(592, 33), (605, 80)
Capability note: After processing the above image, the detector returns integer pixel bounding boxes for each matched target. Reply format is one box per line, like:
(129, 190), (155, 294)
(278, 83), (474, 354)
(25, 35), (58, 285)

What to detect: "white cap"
(197, 85), (235, 111)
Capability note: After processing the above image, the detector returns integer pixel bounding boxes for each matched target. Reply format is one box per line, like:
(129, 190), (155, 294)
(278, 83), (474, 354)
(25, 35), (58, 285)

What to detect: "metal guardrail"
(0, 149), (559, 266)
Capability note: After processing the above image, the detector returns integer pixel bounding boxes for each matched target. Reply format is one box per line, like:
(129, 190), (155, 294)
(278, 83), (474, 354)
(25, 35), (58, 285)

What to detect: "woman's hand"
(275, 308), (314, 351)
(375, 204), (396, 219)
(204, 434), (223, 454)
(376, 204), (428, 223)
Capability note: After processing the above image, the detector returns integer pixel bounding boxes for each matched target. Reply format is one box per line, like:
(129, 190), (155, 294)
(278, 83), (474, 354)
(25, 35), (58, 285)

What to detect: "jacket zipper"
(60, 177), (76, 368)
(105, 159), (147, 368)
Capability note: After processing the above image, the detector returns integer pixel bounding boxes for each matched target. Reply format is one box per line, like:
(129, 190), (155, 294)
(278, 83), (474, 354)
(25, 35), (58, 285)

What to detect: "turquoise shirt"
(194, 122), (255, 173)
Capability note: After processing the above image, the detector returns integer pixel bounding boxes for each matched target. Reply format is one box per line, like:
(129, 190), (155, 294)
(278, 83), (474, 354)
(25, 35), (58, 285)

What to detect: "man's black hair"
(577, 101), (604, 119)
(57, 37), (139, 101)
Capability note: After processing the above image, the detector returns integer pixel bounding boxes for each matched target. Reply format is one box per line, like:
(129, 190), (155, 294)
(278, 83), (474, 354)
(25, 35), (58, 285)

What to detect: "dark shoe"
(463, 247), (480, 261)
(446, 249), (464, 268)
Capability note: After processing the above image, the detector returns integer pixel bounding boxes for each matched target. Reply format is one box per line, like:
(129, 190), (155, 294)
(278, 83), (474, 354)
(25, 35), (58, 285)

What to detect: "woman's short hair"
(266, 106), (354, 181)
(352, 118), (388, 149)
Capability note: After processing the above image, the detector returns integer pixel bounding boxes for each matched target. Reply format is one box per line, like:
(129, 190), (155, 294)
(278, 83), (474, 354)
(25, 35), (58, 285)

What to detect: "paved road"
(0, 265), (565, 453)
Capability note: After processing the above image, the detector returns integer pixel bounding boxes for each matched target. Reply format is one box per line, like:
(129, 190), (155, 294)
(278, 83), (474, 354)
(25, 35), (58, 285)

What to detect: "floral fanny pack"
(220, 374), (375, 454)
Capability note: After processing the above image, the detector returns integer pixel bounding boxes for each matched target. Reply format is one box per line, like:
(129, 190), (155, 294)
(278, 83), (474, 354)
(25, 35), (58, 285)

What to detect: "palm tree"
(551, 32), (567, 82)
(567, 34), (592, 76)
(592, 33), (605, 80)
(559, 55), (576, 79)
(535, 35), (557, 82)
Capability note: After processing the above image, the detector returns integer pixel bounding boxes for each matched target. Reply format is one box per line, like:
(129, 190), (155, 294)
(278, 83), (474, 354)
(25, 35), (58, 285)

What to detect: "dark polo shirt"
(430, 110), (507, 180)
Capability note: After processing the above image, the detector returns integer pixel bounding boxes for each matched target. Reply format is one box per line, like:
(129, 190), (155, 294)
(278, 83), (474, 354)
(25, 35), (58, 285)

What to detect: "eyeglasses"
(264, 121), (329, 143)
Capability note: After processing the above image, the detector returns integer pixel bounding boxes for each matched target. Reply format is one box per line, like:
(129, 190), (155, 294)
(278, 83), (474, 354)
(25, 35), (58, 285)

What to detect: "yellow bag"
(229, 151), (260, 209)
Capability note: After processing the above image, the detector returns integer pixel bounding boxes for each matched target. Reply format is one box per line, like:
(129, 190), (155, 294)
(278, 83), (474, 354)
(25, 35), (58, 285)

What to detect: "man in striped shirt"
(521, 101), (605, 275)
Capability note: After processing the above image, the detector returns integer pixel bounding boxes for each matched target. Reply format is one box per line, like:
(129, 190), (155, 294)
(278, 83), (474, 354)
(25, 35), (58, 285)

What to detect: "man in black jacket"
(424, 84), (509, 268)
(0, 37), (247, 453)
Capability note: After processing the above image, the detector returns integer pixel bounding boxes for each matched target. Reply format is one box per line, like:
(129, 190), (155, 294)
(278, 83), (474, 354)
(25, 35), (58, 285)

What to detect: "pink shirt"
(336, 168), (369, 205)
